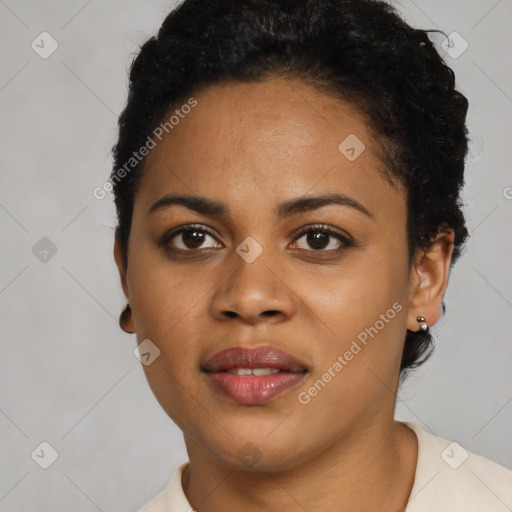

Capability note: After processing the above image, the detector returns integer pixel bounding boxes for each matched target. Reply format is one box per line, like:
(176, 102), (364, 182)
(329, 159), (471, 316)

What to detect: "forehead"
(135, 78), (405, 219)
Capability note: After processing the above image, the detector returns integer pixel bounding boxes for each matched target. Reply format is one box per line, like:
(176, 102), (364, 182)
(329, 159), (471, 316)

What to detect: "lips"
(202, 346), (309, 404)
(202, 346), (309, 373)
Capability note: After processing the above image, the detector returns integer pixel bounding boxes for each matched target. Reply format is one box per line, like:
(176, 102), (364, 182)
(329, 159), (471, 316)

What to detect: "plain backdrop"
(0, 0), (511, 510)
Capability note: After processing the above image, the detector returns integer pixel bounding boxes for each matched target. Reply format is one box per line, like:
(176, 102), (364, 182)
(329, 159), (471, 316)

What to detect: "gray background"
(0, 0), (511, 510)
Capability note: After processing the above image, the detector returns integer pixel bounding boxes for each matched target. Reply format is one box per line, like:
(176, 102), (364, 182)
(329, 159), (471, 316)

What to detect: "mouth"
(201, 346), (309, 404)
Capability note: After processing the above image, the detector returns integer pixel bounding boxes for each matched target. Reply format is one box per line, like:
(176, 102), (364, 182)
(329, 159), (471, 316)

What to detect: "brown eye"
(293, 225), (352, 252)
(306, 231), (331, 250)
(163, 225), (223, 251)
(180, 229), (207, 249)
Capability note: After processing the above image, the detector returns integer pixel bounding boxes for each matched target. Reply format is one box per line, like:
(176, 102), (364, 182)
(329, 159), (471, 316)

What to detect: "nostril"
(221, 310), (280, 320)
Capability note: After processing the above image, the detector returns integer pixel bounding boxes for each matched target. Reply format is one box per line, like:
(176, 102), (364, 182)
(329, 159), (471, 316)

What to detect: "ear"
(407, 226), (455, 331)
(114, 234), (129, 300)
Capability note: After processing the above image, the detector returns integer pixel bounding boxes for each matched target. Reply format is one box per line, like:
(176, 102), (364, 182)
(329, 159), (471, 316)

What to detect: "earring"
(119, 303), (133, 333)
(416, 316), (429, 333)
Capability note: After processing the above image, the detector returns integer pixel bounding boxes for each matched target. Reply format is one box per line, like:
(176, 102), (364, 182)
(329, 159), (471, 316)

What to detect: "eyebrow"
(147, 193), (374, 220)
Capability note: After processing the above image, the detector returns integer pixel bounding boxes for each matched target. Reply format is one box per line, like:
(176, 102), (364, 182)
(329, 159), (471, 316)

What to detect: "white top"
(138, 421), (512, 511)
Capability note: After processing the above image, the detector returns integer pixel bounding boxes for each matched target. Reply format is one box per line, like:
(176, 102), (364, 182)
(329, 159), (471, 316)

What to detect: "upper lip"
(202, 346), (309, 373)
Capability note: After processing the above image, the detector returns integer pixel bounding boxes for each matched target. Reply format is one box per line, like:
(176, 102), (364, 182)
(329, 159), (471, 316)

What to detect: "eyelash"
(292, 224), (354, 253)
(160, 223), (354, 255)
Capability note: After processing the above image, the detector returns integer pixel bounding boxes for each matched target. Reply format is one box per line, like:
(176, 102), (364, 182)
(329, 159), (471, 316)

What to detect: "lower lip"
(205, 371), (306, 404)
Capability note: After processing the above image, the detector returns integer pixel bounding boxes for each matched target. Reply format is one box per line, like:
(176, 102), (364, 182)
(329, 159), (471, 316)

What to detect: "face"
(115, 78), (418, 471)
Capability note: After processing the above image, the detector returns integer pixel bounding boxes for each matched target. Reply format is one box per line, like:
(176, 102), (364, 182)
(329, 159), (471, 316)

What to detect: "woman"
(110, 0), (512, 510)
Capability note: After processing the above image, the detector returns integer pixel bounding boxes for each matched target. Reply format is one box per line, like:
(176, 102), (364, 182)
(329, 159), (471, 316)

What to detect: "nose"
(209, 247), (297, 325)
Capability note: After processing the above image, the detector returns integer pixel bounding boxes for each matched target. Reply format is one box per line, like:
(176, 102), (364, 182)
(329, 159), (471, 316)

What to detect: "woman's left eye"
(291, 226), (352, 252)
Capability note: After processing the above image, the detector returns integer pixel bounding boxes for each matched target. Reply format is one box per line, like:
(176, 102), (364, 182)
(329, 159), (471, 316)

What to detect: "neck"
(182, 418), (418, 512)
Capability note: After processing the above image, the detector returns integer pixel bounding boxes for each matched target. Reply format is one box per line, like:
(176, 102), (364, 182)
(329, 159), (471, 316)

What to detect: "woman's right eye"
(162, 225), (223, 251)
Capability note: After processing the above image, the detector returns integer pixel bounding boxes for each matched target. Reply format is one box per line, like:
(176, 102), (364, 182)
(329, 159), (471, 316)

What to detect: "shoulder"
(137, 463), (192, 512)
(138, 488), (166, 512)
(403, 421), (512, 512)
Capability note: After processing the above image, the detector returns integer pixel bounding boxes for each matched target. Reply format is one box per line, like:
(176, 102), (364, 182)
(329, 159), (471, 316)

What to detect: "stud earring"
(416, 316), (429, 333)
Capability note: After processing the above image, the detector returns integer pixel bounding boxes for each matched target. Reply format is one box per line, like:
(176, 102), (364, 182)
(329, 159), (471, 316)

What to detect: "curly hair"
(111, 0), (470, 380)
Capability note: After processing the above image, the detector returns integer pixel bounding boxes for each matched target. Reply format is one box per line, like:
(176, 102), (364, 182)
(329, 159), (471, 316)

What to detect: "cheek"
(127, 249), (216, 396)
(127, 246), (207, 336)
(296, 244), (409, 378)
(293, 276), (407, 434)
(304, 255), (406, 332)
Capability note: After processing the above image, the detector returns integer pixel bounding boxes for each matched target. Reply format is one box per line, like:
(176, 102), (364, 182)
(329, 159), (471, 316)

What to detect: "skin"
(114, 77), (454, 512)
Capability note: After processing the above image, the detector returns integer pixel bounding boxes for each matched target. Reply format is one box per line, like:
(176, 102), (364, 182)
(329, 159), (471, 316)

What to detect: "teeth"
(227, 368), (252, 376)
(253, 368), (281, 376)
(226, 368), (282, 376)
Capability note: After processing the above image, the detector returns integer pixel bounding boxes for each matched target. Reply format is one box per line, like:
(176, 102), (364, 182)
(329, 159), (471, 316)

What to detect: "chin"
(191, 420), (316, 473)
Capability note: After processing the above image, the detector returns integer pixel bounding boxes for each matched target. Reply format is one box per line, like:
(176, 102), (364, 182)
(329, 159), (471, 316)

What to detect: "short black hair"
(111, 0), (470, 379)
